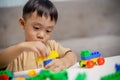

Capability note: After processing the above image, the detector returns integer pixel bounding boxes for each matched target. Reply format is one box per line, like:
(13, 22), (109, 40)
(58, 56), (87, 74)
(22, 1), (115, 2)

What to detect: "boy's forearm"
(61, 52), (77, 68)
(0, 43), (23, 69)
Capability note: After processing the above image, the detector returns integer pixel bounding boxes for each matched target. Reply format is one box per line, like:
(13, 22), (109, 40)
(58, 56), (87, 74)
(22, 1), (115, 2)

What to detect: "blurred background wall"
(0, 0), (120, 60)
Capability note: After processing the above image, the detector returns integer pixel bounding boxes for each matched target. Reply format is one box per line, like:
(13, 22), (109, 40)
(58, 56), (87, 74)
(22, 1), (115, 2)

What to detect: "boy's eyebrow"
(33, 22), (42, 26)
(33, 22), (54, 28)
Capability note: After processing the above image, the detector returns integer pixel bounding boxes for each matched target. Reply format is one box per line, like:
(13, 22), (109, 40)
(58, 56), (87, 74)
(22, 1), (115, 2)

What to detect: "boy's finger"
(52, 66), (61, 72)
(41, 48), (49, 58)
(34, 48), (40, 57)
(45, 61), (54, 69)
(39, 49), (46, 58)
(46, 49), (50, 56)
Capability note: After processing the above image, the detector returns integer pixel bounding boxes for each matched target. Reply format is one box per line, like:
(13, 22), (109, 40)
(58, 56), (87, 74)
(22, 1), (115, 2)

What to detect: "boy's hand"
(45, 59), (66, 72)
(20, 41), (49, 58)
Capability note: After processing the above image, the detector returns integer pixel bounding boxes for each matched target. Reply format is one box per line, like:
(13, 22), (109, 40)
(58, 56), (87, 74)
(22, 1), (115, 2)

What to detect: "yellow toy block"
(79, 60), (87, 67)
(92, 58), (98, 63)
(17, 77), (25, 80)
(28, 70), (37, 77)
(36, 50), (59, 62)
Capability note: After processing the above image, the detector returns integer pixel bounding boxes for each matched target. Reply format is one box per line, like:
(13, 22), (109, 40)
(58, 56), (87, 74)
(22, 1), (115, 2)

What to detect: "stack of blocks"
(79, 50), (105, 68)
(36, 50), (59, 67)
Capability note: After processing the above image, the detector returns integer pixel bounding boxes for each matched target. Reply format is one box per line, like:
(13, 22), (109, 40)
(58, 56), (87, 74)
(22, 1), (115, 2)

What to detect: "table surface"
(67, 55), (120, 80)
(14, 55), (120, 80)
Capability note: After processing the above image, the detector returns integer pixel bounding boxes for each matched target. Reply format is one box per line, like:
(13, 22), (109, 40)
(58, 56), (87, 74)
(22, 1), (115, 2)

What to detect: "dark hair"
(23, 0), (58, 23)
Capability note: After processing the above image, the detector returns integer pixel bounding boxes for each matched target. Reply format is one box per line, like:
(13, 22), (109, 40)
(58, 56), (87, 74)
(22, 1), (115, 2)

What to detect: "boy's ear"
(19, 17), (25, 29)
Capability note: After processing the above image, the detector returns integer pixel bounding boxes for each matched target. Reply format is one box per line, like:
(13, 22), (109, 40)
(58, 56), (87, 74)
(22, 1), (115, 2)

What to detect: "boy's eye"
(33, 26), (39, 30)
(46, 30), (52, 33)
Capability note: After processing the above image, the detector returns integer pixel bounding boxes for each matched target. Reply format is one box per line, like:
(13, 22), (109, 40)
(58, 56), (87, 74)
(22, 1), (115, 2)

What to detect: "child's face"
(20, 11), (55, 43)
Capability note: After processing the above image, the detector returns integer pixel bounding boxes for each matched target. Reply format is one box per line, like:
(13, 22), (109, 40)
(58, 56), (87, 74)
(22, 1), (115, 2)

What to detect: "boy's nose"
(37, 31), (45, 39)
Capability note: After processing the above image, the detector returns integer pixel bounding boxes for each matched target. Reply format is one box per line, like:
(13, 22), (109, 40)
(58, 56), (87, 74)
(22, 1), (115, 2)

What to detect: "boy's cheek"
(27, 35), (37, 41)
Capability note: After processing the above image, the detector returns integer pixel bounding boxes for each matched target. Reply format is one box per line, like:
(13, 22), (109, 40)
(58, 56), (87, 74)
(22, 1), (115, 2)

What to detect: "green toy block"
(50, 70), (68, 80)
(101, 71), (120, 80)
(26, 69), (51, 80)
(0, 70), (14, 79)
(26, 69), (68, 80)
(75, 73), (87, 80)
(80, 50), (91, 57)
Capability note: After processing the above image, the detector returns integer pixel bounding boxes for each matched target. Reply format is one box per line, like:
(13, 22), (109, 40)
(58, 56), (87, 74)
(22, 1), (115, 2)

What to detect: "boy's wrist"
(60, 58), (69, 68)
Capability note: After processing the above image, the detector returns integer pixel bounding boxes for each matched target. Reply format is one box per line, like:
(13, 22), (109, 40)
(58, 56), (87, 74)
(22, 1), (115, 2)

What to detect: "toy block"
(0, 74), (9, 80)
(80, 50), (91, 57)
(26, 70), (51, 80)
(90, 51), (101, 58)
(0, 70), (14, 79)
(36, 50), (59, 62)
(81, 51), (101, 60)
(79, 50), (105, 68)
(43, 59), (53, 67)
(115, 64), (120, 71)
(101, 71), (120, 80)
(50, 70), (68, 80)
(28, 70), (37, 77)
(75, 73), (87, 80)
(16, 77), (26, 80)
(26, 69), (68, 80)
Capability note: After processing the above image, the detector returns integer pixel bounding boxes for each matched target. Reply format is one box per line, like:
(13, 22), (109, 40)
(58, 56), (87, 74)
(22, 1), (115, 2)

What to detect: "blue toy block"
(90, 51), (101, 58)
(43, 59), (53, 67)
(81, 51), (101, 60)
(115, 64), (120, 71)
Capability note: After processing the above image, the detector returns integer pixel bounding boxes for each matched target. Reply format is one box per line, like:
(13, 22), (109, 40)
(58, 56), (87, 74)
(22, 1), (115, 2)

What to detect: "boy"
(0, 0), (77, 72)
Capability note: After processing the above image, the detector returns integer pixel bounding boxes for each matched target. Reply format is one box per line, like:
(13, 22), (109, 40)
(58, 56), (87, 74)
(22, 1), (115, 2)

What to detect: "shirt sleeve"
(6, 51), (42, 72)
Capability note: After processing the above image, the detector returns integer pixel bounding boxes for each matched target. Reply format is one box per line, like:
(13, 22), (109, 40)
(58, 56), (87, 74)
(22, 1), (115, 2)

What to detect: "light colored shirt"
(6, 40), (71, 72)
